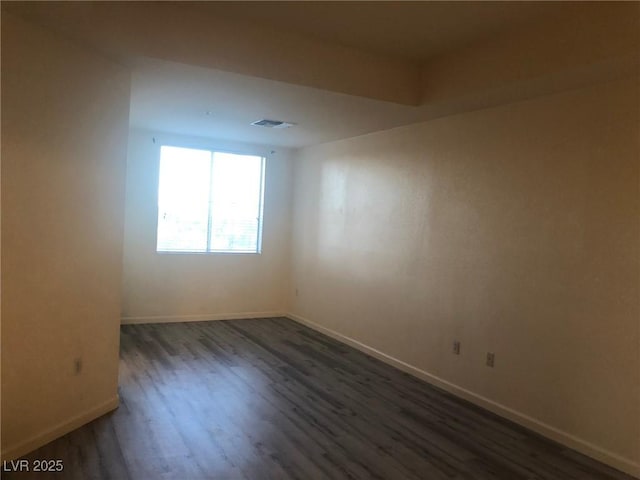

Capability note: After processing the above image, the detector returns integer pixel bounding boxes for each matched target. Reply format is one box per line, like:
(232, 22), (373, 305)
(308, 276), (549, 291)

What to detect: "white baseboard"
(286, 312), (640, 478)
(8, 314), (634, 475)
(121, 311), (285, 325)
(1, 395), (119, 461)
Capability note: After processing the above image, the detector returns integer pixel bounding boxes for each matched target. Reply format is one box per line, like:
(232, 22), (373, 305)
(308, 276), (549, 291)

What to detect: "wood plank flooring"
(4, 318), (634, 480)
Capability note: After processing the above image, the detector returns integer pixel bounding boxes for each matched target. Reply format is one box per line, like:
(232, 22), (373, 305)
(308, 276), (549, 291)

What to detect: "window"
(156, 145), (265, 253)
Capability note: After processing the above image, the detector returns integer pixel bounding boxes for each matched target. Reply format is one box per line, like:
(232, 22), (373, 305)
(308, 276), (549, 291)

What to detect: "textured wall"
(290, 78), (639, 473)
(2, 13), (130, 458)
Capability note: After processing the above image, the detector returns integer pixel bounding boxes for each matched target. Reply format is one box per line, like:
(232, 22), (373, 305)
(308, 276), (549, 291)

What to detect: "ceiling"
(193, 2), (578, 62)
(129, 2), (582, 149)
(7, 1), (615, 149)
(129, 58), (427, 148)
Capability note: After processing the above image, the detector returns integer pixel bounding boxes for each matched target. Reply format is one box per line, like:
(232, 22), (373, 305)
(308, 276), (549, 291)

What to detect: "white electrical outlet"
(486, 352), (495, 367)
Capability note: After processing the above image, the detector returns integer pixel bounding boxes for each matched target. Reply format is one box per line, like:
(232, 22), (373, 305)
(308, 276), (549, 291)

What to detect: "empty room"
(1, 1), (638, 479)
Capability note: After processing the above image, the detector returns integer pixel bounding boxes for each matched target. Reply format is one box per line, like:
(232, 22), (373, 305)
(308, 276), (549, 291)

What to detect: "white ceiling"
(129, 58), (427, 148)
(7, 1), (599, 148)
(193, 2), (578, 62)
(126, 2), (587, 149)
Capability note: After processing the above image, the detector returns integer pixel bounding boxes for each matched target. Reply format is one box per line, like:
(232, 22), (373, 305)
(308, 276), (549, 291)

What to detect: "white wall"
(121, 130), (293, 323)
(2, 13), (130, 459)
(289, 77), (639, 476)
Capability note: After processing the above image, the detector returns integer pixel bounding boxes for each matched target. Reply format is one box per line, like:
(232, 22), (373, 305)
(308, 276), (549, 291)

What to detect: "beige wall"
(121, 130), (292, 323)
(289, 77), (639, 474)
(1, 14), (131, 459)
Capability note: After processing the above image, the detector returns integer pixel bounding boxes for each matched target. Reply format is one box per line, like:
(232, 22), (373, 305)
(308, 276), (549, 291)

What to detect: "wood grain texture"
(4, 318), (634, 479)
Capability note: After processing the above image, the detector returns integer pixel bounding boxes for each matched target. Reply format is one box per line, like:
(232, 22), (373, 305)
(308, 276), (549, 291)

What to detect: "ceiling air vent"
(251, 119), (295, 129)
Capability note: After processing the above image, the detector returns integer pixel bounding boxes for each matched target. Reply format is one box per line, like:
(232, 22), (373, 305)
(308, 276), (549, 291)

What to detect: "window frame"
(155, 143), (266, 255)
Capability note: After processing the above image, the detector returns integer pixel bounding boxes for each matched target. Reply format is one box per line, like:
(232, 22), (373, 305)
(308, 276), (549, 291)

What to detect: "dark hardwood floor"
(4, 318), (634, 480)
